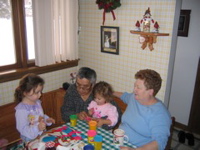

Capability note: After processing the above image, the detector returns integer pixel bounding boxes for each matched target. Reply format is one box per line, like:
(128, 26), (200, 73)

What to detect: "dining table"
(27, 120), (136, 150)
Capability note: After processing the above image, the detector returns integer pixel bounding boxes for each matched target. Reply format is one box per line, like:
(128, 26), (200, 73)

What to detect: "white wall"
(169, 0), (200, 125)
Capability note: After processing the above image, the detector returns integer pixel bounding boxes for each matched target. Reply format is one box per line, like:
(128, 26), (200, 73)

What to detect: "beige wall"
(78, 0), (176, 101)
(0, 0), (176, 105)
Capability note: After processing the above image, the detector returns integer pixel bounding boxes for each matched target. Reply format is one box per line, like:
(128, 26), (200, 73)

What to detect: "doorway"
(188, 57), (200, 135)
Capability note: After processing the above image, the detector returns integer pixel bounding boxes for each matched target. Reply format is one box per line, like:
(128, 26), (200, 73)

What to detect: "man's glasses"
(76, 82), (92, 91)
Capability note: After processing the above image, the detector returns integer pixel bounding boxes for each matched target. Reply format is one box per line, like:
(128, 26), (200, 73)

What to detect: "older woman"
(114, 69), (171, 150)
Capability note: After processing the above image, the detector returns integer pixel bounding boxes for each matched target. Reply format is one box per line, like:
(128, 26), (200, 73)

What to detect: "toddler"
(87, 81), (118, 130)
(14, 73), (55, 142)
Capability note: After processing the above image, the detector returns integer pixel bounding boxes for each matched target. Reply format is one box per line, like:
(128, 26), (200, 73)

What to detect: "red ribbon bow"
(102, 3), (116, 25)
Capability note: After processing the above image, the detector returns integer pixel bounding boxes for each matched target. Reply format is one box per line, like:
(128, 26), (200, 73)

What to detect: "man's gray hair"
(76, 67), (97, 85)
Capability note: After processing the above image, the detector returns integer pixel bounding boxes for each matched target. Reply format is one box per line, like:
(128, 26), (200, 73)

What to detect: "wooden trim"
(0, 59), (79, 83)
(188, 58), (200, 134)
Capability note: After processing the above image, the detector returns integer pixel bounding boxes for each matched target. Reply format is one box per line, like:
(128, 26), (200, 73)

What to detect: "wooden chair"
(165, 117), (176, 150)
(112, 97), (127, 132)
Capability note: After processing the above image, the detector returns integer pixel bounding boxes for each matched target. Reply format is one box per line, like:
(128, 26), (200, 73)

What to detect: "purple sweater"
(15, 100), (51, 142)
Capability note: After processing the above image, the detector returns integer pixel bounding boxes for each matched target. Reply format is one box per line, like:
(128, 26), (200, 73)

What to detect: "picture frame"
(178, 10), (191, 37)
(101, 26), (119, 55)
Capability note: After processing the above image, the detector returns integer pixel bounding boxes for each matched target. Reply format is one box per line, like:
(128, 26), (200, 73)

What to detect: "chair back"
(165, 117), (175, 150)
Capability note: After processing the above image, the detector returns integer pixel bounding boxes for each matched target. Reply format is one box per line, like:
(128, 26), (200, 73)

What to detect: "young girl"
(14, 73), (55, 142)
(87, 81), (119, 130)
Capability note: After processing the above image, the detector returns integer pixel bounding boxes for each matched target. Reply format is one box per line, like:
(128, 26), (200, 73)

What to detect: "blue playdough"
(42, 136), (56, 142)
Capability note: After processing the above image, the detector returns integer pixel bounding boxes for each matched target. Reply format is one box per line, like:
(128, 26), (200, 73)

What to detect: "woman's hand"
(46, 118), (55, 124)
(120, 146), (135, 150)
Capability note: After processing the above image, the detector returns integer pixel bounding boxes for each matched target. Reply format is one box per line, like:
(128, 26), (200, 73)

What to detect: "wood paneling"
(41, 88), (66, 128)
(0, 102), (20, 143)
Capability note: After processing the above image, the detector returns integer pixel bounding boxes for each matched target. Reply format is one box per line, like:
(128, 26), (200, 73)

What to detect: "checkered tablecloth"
(68, 120), (136, 150)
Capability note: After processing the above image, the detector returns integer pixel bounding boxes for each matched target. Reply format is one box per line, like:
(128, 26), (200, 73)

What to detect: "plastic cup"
(83, 144), (94, 150)
(87, 130), (97, 144)
(70, 115), (77, 127)
(88, 120), (97, 130)
(94, 135), (103, 150)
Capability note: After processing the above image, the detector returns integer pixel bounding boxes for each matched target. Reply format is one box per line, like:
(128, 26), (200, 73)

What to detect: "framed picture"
(178, 10), (191, 37)
(101, 26), (119, 55)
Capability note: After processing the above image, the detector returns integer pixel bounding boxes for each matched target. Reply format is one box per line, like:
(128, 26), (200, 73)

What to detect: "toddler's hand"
(95, 118), (104, 127)
(88, 108), (94, 116)
(38, 119), (46, 131)
(46, 118), (55, 124)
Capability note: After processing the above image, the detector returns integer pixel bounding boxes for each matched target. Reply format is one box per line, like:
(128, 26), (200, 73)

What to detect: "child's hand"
(94, 118), (112, 127)
(38, 119), (46, 131)
(88, 108), (94, 116)
(38, 116), (44, 122)
(95, 118), (104, 127)
(46, 118), (55, 124)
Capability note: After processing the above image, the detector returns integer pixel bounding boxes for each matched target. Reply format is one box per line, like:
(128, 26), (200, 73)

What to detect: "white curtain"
(32, 0), (78, 66)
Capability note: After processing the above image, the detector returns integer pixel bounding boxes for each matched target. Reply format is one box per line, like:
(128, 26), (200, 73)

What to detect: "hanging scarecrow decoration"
(96, 0), (121, 25)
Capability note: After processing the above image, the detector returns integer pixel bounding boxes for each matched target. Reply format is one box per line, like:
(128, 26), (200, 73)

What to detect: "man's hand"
(77, 111), (88, 120)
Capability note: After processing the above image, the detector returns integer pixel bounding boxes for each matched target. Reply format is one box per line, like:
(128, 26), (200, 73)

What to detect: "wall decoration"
(96, 0), (121, 25)
(134, 20), (141, 31)
(153, 21), (159, 33)
(178, 10), (191, 37)
(101, 26), (119, 55)
(140, 7), (154, 32)
(131, 7), (169, 51)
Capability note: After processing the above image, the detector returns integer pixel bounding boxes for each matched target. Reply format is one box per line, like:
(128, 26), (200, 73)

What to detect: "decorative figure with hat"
(140, 7), (154, 32)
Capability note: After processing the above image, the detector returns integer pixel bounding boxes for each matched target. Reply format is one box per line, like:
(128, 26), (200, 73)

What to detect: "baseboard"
(175, 121), (200, 140)
(175, 121), (188, 131)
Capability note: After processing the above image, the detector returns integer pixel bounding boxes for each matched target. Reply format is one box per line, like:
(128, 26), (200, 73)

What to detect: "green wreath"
(96, 0), (121, 25)
(96, 0), (121, 12)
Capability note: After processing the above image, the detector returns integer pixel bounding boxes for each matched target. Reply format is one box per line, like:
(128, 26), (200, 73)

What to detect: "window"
(0, 0), (34, 72)
(0, 0), (78, 73)
(25, 0), (35, 60)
